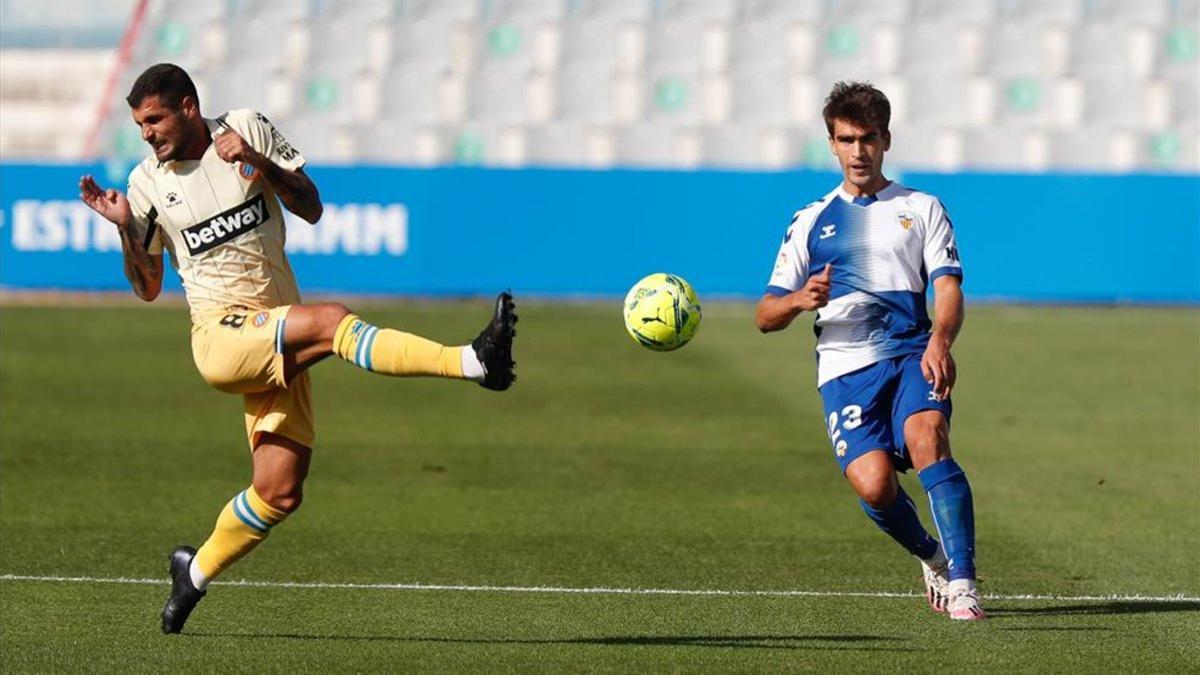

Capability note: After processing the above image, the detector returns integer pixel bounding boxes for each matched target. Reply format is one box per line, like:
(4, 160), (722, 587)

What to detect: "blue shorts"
(818, 353), (952, 474)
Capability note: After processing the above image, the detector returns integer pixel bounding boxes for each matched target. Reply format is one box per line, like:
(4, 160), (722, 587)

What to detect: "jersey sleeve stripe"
(142, 206), (158, 250)
(275, 318), (287, 354)
(765, 285), (794, 297)
(929, 266), (964, 283)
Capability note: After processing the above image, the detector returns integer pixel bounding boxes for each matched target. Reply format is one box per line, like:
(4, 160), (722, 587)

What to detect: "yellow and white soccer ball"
(622, 273), (702, 351)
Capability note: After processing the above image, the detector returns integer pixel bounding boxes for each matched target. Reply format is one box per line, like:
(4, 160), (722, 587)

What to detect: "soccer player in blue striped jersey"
(756, 82), (984, 620)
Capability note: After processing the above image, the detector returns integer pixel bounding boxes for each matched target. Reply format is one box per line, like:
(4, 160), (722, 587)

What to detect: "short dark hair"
(126, 63), (199, 110)
(822, 81), (890, 137)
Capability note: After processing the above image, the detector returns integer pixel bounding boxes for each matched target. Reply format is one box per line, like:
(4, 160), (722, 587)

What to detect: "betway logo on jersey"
(182, 193), (268, 254)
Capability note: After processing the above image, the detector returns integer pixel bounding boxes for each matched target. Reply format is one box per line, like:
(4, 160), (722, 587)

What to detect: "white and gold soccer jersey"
(127, 109), (304, 325)
(126, 109), (314, 448)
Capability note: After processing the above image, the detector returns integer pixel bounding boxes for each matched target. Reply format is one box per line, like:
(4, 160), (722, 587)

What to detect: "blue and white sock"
(859, 487), (940, 560)
(919, 459), (977, 581)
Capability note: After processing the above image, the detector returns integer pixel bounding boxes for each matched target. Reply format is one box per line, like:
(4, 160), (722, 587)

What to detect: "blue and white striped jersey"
(766, 182), (963, 387)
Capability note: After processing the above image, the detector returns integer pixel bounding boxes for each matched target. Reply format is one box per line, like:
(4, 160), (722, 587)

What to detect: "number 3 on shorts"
(829, 405), (863, 432)
(827, 404), (863, 456)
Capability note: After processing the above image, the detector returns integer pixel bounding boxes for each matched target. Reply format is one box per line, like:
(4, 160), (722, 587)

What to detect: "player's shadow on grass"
(191, 632), (913, 652)
(990, 601), (1200, 618)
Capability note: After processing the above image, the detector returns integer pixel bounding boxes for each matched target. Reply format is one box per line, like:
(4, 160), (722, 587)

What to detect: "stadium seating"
(1, 0), (1196, 173)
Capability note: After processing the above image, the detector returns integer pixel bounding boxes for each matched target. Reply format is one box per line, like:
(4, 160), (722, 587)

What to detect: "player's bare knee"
(274, 491), (303, 513)
(857, 476), (897, 508)
(321, 303), (352, 339)
(906, 414), (950, 467)
(848, 456), (898, 508)
(252, 479), (304, 513)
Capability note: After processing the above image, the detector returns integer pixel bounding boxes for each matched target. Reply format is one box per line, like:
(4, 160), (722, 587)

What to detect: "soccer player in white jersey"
(756, 82), (984, 620)
(78, 64), (518, 634)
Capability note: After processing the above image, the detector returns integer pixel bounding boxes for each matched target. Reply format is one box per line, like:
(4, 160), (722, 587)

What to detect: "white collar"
(836, 180), (897, 204)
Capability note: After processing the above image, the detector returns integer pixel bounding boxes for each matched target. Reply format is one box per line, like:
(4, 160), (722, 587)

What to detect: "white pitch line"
(0, 574), (1196, 603)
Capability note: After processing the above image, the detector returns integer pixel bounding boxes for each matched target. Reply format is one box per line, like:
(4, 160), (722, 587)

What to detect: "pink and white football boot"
(947, 581), (987, 621)
(920, 556), (951, 613)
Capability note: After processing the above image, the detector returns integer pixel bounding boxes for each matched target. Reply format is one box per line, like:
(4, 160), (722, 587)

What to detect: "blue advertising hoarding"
(1, 162), (1197, 303)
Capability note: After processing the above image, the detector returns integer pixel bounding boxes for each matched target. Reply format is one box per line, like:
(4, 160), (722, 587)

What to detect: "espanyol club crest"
(253, 311), (270, 328)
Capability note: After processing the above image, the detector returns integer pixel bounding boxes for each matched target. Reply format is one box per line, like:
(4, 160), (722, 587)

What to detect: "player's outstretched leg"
(329, 292), (517, 390)
(860, 488), (951, 613)
(161, 546), (206, 634)
(919, 458), (983, 621)
(847, 451), (950, 613)
(471, 291), (517, 391)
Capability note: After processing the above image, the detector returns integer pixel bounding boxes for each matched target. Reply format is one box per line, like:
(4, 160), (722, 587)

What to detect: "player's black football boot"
(161, 545), (206, 634)
(472, 291), (517, 391)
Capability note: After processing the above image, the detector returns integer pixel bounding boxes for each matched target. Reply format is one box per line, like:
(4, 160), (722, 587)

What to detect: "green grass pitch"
(1, 301), (1197, 672)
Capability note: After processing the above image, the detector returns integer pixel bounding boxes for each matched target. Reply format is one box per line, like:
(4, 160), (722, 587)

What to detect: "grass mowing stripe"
(2, 574), (1196, 603)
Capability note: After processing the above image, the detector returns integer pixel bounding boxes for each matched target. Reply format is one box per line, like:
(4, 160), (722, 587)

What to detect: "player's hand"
(212, 128), (263, 167)
(794, 263), (832, 311)
(79, 175), (132, 228)
(921, 334), (957, 400)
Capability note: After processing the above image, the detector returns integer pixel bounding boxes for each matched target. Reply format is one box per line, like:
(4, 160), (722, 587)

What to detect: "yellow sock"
(193, 486), (288, 582)
(333, 314), (465, 379)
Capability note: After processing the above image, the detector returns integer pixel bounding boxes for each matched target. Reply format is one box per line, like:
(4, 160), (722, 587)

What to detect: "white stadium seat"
(909, 0), (997, 25)
(614, 122), (701, 167)
(728, 20), (817, 73)
(467, 63), (535, 125)
(555, 63), (620, 123)
(826, 0), (910, 25)
(740, 0), (824, 23)
(488, 0), (568, 22)
(355, 119), (448, 165)
(657, 0), (738, 22)
(401, 0), (479, 22)
(1088, 0), (1171, 27)
(1069, 24), (1157, 80)
(379, 64), (462, 124)
(572, 0), (653, 22)
(1049, 128), (1140, 172)
(962, 127), (1050, 171)
(981, 23), (1067, 78)
(701, 124), (791, 169)
(887, 124), (964, 170)
(526, 122), (614, 167)
(999, 0), (1084, 25)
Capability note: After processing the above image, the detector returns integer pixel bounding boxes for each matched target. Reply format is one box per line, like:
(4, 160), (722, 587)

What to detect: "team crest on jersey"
(253, 311), (270, 327)
(897, 211), (917, 231)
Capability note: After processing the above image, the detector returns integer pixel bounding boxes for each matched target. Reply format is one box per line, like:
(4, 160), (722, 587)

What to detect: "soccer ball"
(622, 273), (702, 351)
